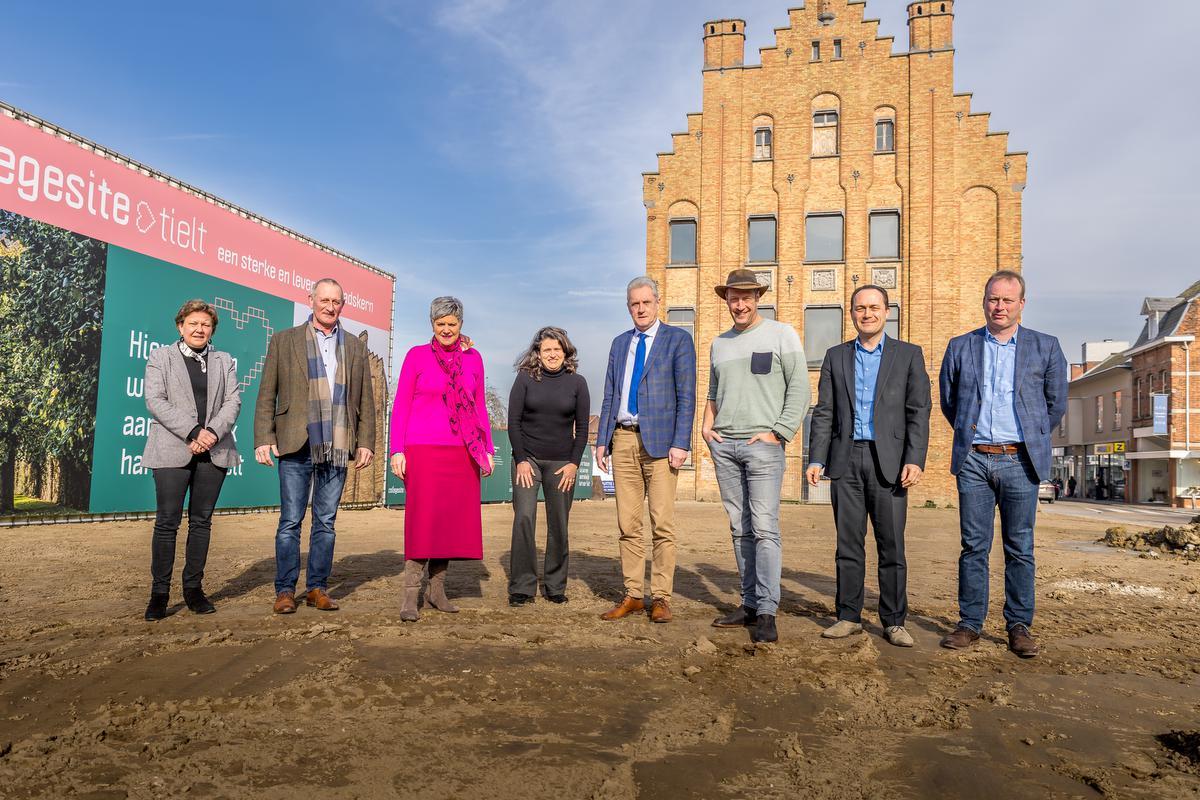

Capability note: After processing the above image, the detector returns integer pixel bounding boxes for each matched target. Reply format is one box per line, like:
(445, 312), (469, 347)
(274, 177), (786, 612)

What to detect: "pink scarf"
(431, 338), (490, 471)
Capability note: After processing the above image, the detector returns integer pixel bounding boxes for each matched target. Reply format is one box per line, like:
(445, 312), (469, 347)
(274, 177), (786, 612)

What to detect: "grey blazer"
(142, 344), (242, 470)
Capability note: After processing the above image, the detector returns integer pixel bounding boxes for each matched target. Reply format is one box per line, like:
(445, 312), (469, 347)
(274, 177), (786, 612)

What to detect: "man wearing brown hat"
(703, 269), (809, 643)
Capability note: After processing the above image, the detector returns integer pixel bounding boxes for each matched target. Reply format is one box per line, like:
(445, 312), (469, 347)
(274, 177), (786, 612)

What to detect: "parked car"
(1038, 481), (1057, 503)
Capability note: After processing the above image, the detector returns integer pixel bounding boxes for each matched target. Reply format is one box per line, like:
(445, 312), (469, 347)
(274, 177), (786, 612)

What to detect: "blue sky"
(3, 1), (1198, 406)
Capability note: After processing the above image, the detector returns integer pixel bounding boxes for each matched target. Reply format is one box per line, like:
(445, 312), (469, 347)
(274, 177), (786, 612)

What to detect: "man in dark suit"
(254, 278), (375, 615)
(595, 276), (696, 623)
(806, 285), (931, 647)
(938, 270), (1067, 658)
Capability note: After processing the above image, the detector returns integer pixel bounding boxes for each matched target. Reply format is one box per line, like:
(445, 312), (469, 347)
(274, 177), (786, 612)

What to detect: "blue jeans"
(275, 446), (348, 594)
(955, 448), (1039, 633)
(708, 437), (786, 616)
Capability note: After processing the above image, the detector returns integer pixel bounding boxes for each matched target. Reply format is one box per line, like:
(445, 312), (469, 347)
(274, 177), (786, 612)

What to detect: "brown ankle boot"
(426, 559), (459, 613)
(400, 558), (424, 622)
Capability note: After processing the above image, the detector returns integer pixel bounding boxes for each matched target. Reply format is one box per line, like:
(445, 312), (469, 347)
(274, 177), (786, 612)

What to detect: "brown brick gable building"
(642, 0), (1027, 503)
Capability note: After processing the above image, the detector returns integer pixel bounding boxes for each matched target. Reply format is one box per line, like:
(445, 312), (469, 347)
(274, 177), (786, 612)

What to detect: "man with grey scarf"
(254, 278), (376, 614)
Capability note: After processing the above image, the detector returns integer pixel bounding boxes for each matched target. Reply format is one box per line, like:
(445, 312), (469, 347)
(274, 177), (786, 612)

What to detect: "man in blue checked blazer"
(938, 270), (1067, 659)
(596, 276), (696, 623)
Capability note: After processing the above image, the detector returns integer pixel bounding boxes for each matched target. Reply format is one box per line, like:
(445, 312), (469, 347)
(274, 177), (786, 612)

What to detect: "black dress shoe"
(751, 614), (778, 643)
(712, 605), (757, 628)
(508, 593), (534, 607)
(543, 593), (568, 604)
(183, 587), (216, 615)
(145, 592), (169, 622)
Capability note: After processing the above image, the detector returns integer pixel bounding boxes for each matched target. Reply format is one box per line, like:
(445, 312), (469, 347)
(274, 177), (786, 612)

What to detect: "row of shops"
(1052, 443), (1128, 502)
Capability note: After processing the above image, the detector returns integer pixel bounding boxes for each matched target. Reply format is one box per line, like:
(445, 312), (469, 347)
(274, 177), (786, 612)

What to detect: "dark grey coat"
(808, 337), (931, 483)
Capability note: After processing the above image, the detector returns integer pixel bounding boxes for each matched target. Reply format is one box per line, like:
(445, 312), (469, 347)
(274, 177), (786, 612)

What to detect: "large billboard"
(0, 103), (394, 517)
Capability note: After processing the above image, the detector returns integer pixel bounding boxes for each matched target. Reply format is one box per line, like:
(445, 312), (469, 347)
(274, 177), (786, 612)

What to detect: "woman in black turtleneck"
(507, 326), (589, 606)
(140, 300), (242, 621)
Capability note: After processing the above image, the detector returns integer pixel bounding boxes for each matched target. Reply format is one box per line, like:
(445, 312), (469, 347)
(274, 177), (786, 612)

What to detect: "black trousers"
(830, 441), (908, 627)
(150, 457), (228, 593)
(508, 458), (574, 597)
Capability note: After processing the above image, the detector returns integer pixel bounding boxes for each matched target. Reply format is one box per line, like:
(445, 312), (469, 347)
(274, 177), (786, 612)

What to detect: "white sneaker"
(885, 625), (914, 647)
(821, 620), (864, 638)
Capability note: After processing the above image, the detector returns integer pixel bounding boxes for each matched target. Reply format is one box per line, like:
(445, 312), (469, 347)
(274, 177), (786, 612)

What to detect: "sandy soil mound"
(1101, 523), (1200, 559)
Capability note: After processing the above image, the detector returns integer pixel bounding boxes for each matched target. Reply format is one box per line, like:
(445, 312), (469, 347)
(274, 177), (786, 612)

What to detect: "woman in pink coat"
(389, 296), (494, 622)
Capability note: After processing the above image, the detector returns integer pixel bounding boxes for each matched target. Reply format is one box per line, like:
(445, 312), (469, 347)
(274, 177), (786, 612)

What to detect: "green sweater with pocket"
(707, 318), (810, 442)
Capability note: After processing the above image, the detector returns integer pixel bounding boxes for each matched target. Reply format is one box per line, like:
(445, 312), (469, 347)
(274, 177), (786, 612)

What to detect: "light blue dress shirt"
(853, 334), (885, 441)
(973, 327), (1024, 444)
(314, 324), (339, 396)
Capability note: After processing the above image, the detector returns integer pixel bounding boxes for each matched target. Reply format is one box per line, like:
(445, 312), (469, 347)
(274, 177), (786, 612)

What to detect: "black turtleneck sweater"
(507, 367), (590, 465)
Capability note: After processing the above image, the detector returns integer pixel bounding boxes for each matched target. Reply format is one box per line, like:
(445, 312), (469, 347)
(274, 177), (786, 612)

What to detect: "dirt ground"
(1, 499), (1198, 799)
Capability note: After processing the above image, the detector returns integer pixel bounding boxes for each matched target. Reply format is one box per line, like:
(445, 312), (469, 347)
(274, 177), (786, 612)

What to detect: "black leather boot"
(145, 592), (169, 621)
(183, 586), (216, 614)
(711, 605), (757, 628)
(751, 614), (778, 643)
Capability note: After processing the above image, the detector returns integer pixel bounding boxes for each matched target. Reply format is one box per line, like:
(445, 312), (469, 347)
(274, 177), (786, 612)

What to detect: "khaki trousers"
(611, 427), (679, 600)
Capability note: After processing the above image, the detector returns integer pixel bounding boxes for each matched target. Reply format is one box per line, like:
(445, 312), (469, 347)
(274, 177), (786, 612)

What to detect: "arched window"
(812, 112), (839, 155)
(752, 115), (774, 161)
(812, 94), (840, 157)
(875, 119), (895, 152)
(874, 107), (896, 153)
(754, 128), (772, 160)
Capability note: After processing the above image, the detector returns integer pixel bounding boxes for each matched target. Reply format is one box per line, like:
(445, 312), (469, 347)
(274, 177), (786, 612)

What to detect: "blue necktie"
(627, 333), (647, 416)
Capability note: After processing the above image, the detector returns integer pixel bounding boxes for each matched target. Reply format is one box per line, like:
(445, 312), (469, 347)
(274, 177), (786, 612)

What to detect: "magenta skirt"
(402, 444), (483, 560)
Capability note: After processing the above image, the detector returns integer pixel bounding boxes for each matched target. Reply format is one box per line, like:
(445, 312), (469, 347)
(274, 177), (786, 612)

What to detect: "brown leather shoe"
(304, 588), (339, 611)
(649, 598), (673, 623)
(273, 591), (297, 615)
(600, 595), (645, 620)
(940, 626), (980, 650)
(1007, 625), (1040, 658)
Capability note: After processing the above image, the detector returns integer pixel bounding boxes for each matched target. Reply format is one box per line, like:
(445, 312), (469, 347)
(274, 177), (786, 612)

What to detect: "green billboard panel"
(89, 246), (294, 512)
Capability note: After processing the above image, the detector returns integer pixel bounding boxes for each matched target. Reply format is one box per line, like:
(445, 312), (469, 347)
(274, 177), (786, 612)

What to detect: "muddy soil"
(1, 501), (1198, 799)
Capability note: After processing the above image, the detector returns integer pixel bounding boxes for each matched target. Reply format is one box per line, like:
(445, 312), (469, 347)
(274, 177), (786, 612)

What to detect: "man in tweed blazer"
(254, 278), (375, 615)
(596, 276), (696, 623)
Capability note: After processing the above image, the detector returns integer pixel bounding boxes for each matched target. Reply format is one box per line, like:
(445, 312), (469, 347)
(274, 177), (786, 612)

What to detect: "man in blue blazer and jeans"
(596, 276), (697, 623)
(938, 270), (1067, 658)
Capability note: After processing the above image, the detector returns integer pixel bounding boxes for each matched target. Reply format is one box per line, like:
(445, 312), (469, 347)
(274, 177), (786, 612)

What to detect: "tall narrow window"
(811, 40), (820, 61)
(833, 39), (843, 59)
(869, 211), (900, 260)
(875, 119), (895, 153)
(667, 307), (695, 340)
(748, 217), (777, 263)
(669, 219), (696, 265)
(805, 213), (844, 262)
(884, 304), (900, 339)
(1161, 370), (1169, 394)
(1113, 390), (1123, 430)
(754, 127), (773, 160)
(812, 110), (839, 156)
(804, 307), (843, 367)
(1095, 396), (1104, 433)
(1135, 376), (1142, 419)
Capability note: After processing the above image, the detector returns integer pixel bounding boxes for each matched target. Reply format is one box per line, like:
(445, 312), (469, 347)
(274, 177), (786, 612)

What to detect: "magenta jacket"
(389, 344), (494, 456)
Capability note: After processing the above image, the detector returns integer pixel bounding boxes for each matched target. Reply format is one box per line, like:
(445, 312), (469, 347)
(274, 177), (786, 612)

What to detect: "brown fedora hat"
(715, 268), (767, 299)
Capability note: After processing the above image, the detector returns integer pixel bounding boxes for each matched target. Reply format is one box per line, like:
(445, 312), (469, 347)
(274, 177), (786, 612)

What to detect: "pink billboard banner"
(0, 112), (392, 329)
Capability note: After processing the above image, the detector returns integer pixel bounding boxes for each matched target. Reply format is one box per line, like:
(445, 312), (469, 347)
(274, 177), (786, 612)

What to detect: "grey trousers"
(509, 458), (574, 597)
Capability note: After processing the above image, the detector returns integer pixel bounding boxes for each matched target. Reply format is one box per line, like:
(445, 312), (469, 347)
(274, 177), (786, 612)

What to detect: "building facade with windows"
(643, 0), (1026, 502)
(1126, 285), (1200, 507)
(1051, 345), (1132, 502)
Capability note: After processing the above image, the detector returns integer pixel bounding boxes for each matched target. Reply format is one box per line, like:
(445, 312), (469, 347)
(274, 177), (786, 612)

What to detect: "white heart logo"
(210, 297), (274, 390)
(135, 201), (156, 234)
